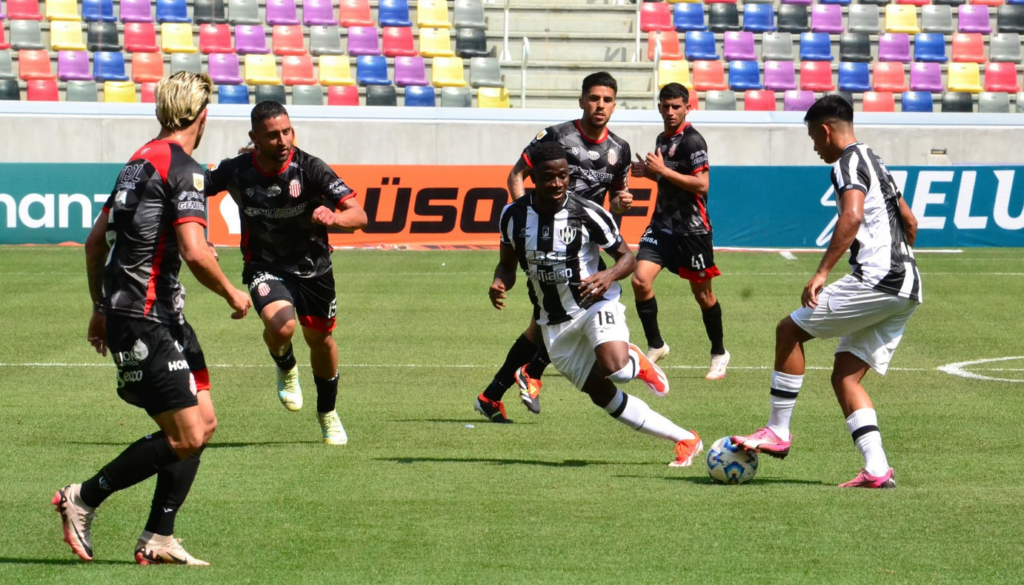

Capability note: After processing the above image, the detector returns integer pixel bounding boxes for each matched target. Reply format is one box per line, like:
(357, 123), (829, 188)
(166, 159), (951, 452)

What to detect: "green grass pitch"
(1, 246), (1022, 584)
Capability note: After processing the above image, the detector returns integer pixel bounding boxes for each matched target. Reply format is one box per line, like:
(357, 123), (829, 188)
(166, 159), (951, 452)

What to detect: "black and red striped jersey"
(205, 147), (355, 281)
(521, 120), (631, 206)
(101, 139), (209, 324)
(650, 123), (712, 237)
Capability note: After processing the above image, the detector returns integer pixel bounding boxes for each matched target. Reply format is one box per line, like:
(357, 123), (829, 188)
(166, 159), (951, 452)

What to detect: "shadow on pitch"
(387, 418), (534, 425)
(614, 474), (831, 486)
(379, 456), (630, 468)
(0, 557), (134, 566)
(67, 441), (317, 449)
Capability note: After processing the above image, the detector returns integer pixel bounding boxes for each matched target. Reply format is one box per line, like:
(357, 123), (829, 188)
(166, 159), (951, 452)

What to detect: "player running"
(630, 83), (728, 379)
(732, 95), (922, 488)
(55, 72), (251, 565)
(205, 101), (367, 445)
(489, 142), (702, 466)
(476, 72), (634, 421)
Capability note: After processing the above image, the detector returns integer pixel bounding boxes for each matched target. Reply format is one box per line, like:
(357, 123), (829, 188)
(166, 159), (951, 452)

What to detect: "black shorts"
(636, 227), (722, 283)
(107, 314), (209, 417)
(244, 266), (337, 332)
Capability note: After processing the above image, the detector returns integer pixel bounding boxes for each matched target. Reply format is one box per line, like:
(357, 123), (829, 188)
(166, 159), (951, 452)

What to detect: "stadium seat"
(282, 54), (315, 85)
(729, 60), (762, 90)
(886, 5), (920, 33)
(800, 33), (834, 61)
(228, 0), (260, 25)
(87, 21), (121, 51)
(685, 89), (700, 111)
(910, 62), (944, 91)
(844, 6), (878, 35)
(743, 89), (776, 111)
(327, 84), (359, 105)
(103, 80), (136, 101)
(898, 0), (930, 6)
(685, 31), (719, 60)
(404, 84), (435, 107)
(783, 89), (815, 111)
(140, 80), (161, 101)
(394, 55), (427, 86)
(379, 0), (412, 28)
(0, 78), (19, 99)
(318, 54), (355, 85)
(693, 60), (727, 90)
(998, 5), (1024, 32)
(218, 83), (249, 104)
(200, 23), (234, 53)
(156, 0), (190, 23)
(124, 22), (159, 52)
(266, 0), (298, 26)
(863, 91), (896, 111)
(874, 61), (908, 92)
(641, 2), (673, 32)
(952, 33), (986, 62)
(120, 0), (153, 22)
(723, 31), (755, 61)
(979, 91), (1011, 112)
(762, 32), (795, 61)
(235, 25), (269, 54)
(0, 27), (7, 51)
(420, 27), (454, 58)
(170, 52), (201, 73)
(93, 50), (128, 80)
(292, 84), (324, 105)
(778, 5), (809, 33)
(914, 33), (949, 63)
(958, 5), (992, 33)
(10, 20), (44, 50)
(273, 25), (307, 56)
(649, 31), (682, 61)
(902, 90), (935, 111)
(209, 52), (243, 83)
(131, 51), (163, 81)
(657, 58), (691, 88)
(469, 56), (502, 87)
(764, 60), (797, 90)
(83, 0), (117, 22)
(50, 21), (87, 51)
(942, 91), (974, 110)
(948, 62), (984, 91)
(922, 5), (956, 33)
(25, 78), (55, 100)
(383, 26), (417, 57)
(244, 53), (281, 84)
(456, 28), (489, 58)
(8, 0), (42, 20)
(161, 23), (198, 52)
(985, 61), (1021, 91)
(478, 86), (510, 108)
(820, 0), (852, 4)
(840, 33), (872, 62)
(1019, 92), (1024, 113)
(781, 0), (813, 5)
(431, 56), (466, 87)
(194, 0), (227, 24)
(705, 90), (736, 110)
(800, 60), (835, 91)
(306, 31), (345, 60)
(46, 0), (80, 22)
(366, 83), (397, 105)
(58, 50), (92, 80)
(991, 33), (1022, 61)
(839, 62), (872, 92)
(673, 3), (707, 32)
(303, 0), (335, 26)
(345, 26), (380, 57)
(743, 4), (775, 33)
(254, 84), (286, 104)
(440, 85), (471, 107)
(811, 5), (844, 34)
(356, 54), (390, 85)
(454, 0), (486, 30)
(708, 4), (741, 33)
(417, 0), (450, 29)
(339, 0), (372, 27)
(976, 0), (1006, 6)
(66, 79), (98, 100)
(878, 33), (912, 62)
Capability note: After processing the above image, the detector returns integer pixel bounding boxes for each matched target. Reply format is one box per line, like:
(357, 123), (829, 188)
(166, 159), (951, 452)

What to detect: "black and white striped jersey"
(499, 194), (625, 325)
(830, 143), (922, 303)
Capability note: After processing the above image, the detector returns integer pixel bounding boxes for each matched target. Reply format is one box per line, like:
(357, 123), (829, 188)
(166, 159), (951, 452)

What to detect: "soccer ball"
(706, 437), (758, 485)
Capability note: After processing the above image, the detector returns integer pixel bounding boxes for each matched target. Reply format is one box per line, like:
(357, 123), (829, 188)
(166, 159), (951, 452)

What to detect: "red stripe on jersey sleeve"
(143, 230), (169, 316)
(522, 152), (533, 168)
(173, 216), (208, 227)
(192, 368), (211, 391)
(691, 164), (709, 176)
(337, 191), (357, 205)
(101, 206), (110, 214)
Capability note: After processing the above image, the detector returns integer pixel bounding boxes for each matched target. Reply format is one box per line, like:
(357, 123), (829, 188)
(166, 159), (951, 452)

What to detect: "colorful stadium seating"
(394, 56), (427, 86)
(124, 22), (158, 52)
(379, 0), (411, 28)
(282, 54), (316, 85)
(339, 0), (372, 27)
(200, 23), (234, 53)
(83, 0), (116, 22)
(266, 0), (299, 26)
(431, 56), (466, 87)
(328, 84), (359, 105)
(765, 60), (797, 91)
(417, 0), (450, 29)
(902, 91), (935, 112)
(693, 60), (727, 90)
(58, 51), (93, 80)
(862, 91), (896, 112)
(477, 86), (510, 108)
(383, 26), (417, 57)
(744, 89), (776, 111)
(218, 83), (249, 103)
(783, 90), (815, 111)
(404, 85), (436, 107)
(318, 55), (355, 85)
(50, 21), (87, 51)
(657, 58), (691, 88)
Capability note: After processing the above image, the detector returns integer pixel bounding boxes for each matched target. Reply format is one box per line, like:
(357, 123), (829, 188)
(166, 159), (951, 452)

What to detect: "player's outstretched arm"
(85, 211), (110, 355)
(507, 158), (531, 200)
(804, 189), (865, 308)
(175, 221), (251, 319)
(898, 194), (918, 247)
(579, 240), (636, 303)
(311, 197), (368, 232)
(489, 243), (518, 310)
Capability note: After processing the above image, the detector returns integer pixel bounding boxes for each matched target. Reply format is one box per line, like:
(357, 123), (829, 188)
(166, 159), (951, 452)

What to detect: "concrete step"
(486, 5), (638, 35)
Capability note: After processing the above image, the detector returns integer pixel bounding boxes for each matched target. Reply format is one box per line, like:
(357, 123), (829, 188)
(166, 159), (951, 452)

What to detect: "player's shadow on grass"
(387, 418), (535, 425)
(67, 440), (317, 448)
(0, 558), (134, 566)
(379, 456), (632, 468)
(614, 474), (830, 486)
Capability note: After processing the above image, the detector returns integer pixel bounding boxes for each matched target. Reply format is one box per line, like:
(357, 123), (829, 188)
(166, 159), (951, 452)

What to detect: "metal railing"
(652, 38), (661, 110)
(631, 0), (642, 63)
(520, 36), (530, 109)
(500, 0), (513, 62)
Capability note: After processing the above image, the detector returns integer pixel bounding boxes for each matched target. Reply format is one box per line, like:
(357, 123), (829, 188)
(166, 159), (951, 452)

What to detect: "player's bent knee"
(631, 274), (652, 294)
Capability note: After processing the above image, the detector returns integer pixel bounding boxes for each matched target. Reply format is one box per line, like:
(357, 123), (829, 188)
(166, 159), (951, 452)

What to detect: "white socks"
(603, 389), (695, 442)
(767, 371), (803, 441)
(607, 347), (641, 384)
(846, 408), (889, 476)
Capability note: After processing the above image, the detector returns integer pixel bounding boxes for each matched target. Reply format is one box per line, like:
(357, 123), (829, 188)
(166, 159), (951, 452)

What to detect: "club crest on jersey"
(587, 150), (599, 161)
(558, 225), (578, 245)
(535, 130), (547, 141)
(267, 184), (282, 197)
(289, 179), (301, 198)
(541, 226), (551, 240)
(257, 282), (271, 297)
(669, 144), (677, 157)
(607, 150), (617, 166)
(571, 146), (580, 157)
(193, 173), (204, 191)
(246, 188), (255, 197)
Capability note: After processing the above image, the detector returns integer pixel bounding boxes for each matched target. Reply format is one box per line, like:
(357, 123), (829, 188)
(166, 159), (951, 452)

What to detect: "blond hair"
(155, 71), (213, 131)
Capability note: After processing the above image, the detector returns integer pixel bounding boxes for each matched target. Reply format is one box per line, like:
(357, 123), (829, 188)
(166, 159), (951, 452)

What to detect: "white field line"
(938, 356), (1024, 383)
(4, 271), (1024, 277)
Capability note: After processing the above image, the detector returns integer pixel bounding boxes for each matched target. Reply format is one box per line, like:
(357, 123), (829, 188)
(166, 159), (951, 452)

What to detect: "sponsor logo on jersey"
(248, 272), (283, 291)
(257, 282), (271, 297)
(268, 184), (282, 197)
(193, 174), (205, 191)
(289, 179), (302, 198)
(246, 188), (255, 197)
(587, 150), (599, 161)
(527, 250), (569, 265)
(243, 202), (309, 219)
(328, 179), (349, 196)
(571, 147), (580, 157)
(174, 341), (184, 352)
(178, 200), (205, 211)
(527, 267), (574, 284)
(535, 130), (547, 141)
(669, 144), (677, 158)
(607, 150), (617, 166)
(168, 360), (189, 372)
(114, 339), (149, 367)
(541, 226), (551, 240)
(558, 225), (577, 245)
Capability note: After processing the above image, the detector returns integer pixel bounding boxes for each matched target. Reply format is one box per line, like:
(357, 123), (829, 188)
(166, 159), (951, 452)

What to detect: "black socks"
(271, 344), (297, 371)
(483, 334), (537, 402)
(635, 297), (664, 349)
(145, 446), (204, 536)
(702, 301), (725, 355)
(80, 431), (180, 508)
(314, 372), (340, 413)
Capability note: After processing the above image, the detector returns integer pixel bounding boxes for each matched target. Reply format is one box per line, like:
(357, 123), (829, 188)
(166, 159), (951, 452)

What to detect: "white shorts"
(790, 274), (918, 375)
(542, 300), (631, 390)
